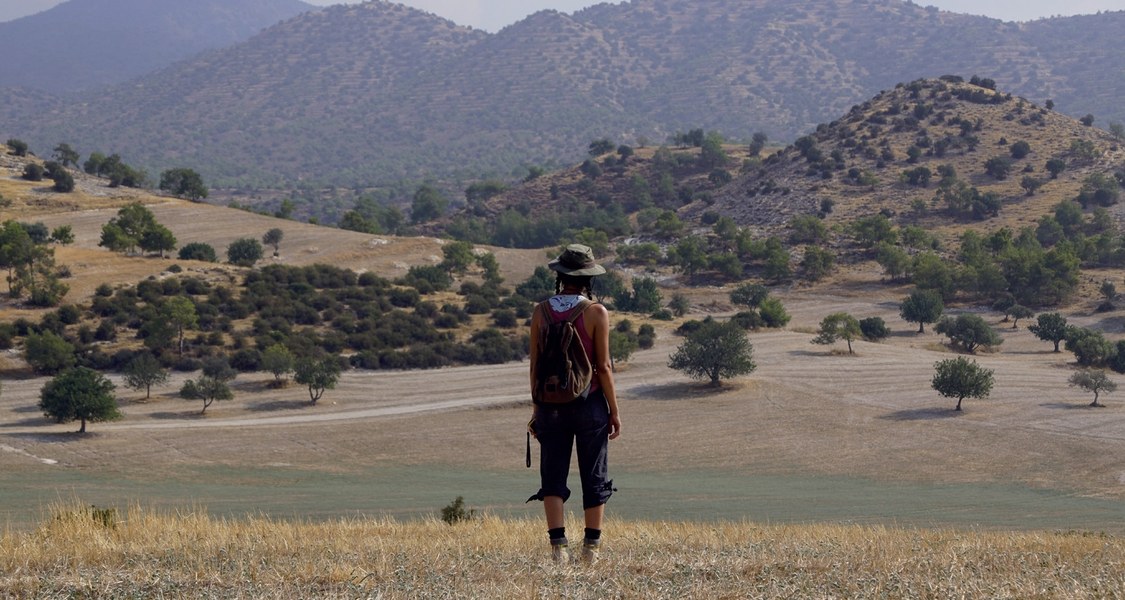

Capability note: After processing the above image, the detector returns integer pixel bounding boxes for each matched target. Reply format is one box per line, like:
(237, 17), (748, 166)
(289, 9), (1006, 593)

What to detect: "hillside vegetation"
(2, 0), (1125, 189)
(2, 506), (1123, 598)
(0, 0), (313, 93)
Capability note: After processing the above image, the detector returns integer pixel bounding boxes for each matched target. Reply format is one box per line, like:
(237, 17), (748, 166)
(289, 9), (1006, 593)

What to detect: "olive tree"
(1029, 312), (1068, 352)
(227, 238), (263, 267)
(294, 355), (343, 405)
(39, 367), (121, 433)
(934, 314), (1003, 354)
(811, 312), (862, 354)
(900, 289), (944, 333)
(932, 356), (994, 411)
(1068, 369), (1116, 407)
(669, 320), (755, 387)
(123, 352), (169, 399)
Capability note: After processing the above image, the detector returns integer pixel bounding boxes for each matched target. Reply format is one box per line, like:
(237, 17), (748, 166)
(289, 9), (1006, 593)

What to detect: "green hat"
(548, 244), (606, 276)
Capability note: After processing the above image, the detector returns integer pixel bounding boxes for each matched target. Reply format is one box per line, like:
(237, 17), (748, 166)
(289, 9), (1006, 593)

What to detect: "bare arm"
(528, 303), (543, 432)
(587, 303), (621, 439)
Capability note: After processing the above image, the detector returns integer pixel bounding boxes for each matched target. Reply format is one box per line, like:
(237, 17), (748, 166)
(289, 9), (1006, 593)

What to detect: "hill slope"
(0, 0), (313, 93)
(3, 1), (1125, 197)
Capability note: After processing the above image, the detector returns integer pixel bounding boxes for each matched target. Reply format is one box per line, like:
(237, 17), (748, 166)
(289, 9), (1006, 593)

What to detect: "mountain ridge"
(2, 0), (1124, 191)
(0, 0), (315, 93)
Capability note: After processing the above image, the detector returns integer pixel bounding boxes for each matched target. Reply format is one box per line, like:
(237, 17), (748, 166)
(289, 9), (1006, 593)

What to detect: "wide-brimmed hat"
(548, 244), (606, 276)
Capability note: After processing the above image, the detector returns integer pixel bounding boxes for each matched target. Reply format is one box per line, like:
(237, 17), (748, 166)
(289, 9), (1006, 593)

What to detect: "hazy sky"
(2, 0), (1123, 28)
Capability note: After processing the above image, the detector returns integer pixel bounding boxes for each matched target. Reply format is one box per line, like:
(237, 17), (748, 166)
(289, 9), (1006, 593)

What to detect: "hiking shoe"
(580, 540), (600, 564)
(551, 540), (570, 564)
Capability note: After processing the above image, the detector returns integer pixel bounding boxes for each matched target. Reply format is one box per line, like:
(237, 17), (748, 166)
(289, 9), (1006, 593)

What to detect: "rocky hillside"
(2, 0), (1124, 191)
(0, 0), (313, 93)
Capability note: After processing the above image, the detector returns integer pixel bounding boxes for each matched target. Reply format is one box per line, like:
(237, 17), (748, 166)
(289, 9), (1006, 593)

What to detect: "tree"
(0, 221), (34, 296)
(6, 139), (29, 157)
(1065, 327), (1113, 367)
(935, 314), (1003, 354)
(900, 289), (944, 333)
(758, 297), (791, 328)
(261, 344), (295, 385)
(39, 367), (121, 433)
(294, 356), (343, 405)
(588, 139), (615, 156)
(1020, 176), (1043, 196)
(1080, 114), (1095, 127)
(24, 331), (76, 375)
(1029, 312), (1068, 352)
(158, 168), (208, 200)
(1009, 305), (1034, 329)
(52, 143), (80, 168)
(22, 163), (45, 181)
(1069, 370), (1117, 407)
(801, 246), (835, 281)
(932, 356), (994, 411)
(262, 228), (284, 257)
(138, 224), (176, 258)
(51, 169), (75, 193)
(49, 226), (74, 245)
(608, 330), (639, 364)
(182, 376), (233, 414)
(875, 243), (911, 282)
(410, 185), (448, 224)
(730, 283), (769, 308)
(1045, 158), (1066, 179)
(163, 296), (198, 354)
(99, 202), (158, 255)
(812, 313), (862, 354)
(182, 358), (236, 414)
(227, 238), (263, 267)
(124, 353), (169, 400)
(1009, 140), (1031, 159)
(440, 240), (475, 275)
(985, 156), (1012, 180)
(669, 320), (755, 387)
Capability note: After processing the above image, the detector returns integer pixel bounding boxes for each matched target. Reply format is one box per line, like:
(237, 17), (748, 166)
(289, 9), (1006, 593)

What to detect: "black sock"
(584, 528), (601, 542)
(548, 527), (567, 543)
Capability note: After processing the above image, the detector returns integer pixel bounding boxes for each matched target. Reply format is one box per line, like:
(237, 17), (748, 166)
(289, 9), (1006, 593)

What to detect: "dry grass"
(2, 504), (1124, 599)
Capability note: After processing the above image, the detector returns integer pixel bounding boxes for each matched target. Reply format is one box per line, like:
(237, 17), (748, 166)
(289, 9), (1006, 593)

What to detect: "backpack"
(533, 299), (594, 404)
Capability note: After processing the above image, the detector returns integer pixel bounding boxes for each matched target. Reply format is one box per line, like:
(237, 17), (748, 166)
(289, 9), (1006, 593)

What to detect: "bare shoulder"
(586, 301), (610, 323)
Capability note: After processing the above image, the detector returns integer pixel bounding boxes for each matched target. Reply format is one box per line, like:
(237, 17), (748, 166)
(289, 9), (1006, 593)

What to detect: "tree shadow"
(1092, 316), (1125, 334)
(0, 416), (53, 427)
(149, 411), (207, 420)
(879, 407), (962, 421)
(1040, 402), (1103, 410)
(247, 400), (310, 412)
(10, 404), (40, 414)
(629, 381), (735, 401)
(4, 430), (102, 442)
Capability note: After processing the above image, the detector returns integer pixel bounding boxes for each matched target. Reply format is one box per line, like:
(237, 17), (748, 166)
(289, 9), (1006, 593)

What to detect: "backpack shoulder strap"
(563, 299), (593, 324)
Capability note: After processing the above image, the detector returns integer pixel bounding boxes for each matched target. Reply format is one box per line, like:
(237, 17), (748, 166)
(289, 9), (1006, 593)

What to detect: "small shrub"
(440, 496), (475, 525)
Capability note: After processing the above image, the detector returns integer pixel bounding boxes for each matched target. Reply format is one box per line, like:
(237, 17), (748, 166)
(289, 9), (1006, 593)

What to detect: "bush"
(859, 317), (890, 341)
(178, 242), (218, 262)
(440, 496), (475, 525)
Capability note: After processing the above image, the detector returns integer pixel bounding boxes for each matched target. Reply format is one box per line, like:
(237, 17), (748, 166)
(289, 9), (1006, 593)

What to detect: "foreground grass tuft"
(2, 505), (1124, 598)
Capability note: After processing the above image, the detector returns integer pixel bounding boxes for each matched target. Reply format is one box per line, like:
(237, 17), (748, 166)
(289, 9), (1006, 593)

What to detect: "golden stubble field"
(3, 163), (1125, 532)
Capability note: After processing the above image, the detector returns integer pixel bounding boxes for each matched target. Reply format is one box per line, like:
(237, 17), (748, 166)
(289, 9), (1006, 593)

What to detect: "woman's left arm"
(590, 303), (621, 440)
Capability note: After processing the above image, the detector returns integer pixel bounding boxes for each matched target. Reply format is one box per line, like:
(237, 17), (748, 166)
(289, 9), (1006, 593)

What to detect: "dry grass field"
(5, 155), (1125, 595)
(2, 505), (1125, 598)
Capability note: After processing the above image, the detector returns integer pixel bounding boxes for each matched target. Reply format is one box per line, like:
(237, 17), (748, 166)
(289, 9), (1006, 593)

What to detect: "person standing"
(527, 244), (622, 563)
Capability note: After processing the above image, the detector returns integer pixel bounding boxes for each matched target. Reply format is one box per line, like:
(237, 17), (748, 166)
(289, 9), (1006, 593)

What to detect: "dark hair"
(555, 273), (597, 300)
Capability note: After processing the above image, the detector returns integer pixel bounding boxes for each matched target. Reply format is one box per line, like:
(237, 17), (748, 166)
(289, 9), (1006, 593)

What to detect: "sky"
(1, 0), (1123, 28)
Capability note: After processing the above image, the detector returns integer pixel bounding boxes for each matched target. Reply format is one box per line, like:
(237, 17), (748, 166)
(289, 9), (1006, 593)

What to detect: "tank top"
(547, 294), (599, 393)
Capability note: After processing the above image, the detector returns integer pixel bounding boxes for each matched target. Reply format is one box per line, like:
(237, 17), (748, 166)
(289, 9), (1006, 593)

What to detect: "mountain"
(0, 0), (314, 93)
(443, 77), (1123, 257)
(2, 0), (1125, 191)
